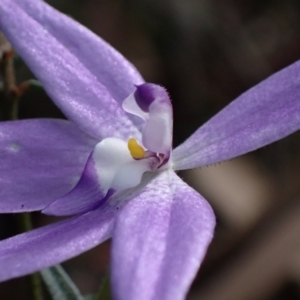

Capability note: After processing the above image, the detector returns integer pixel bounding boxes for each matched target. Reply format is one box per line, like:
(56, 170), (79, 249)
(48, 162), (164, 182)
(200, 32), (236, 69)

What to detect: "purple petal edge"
(43, 152), (108, 216)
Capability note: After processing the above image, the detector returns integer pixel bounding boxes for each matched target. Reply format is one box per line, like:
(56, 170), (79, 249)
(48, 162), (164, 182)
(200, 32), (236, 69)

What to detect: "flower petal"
(123, 84), (173, 156)
(0, 0), (141, 139)
(42, 152), (105, 216)
(173, 60), (300, 170)
(18, 0), (143, 104)
(0, 206), (115, 282)
(0, 119), (96, 213)
(111, 171), (215, 300)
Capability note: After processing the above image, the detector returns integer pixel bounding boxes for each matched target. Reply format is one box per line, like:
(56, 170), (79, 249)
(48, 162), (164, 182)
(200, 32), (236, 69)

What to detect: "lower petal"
(111, 171), (215, 300)
(0, 206), (116, 282)
(0, 119), (97, 212)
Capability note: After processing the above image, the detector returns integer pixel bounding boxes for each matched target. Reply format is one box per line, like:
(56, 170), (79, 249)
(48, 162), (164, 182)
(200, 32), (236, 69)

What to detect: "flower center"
(43, 83), (173, 216)
(43, 83), (174, 217)
(127, 138), (146, 159)
(90, 83), (173, 196)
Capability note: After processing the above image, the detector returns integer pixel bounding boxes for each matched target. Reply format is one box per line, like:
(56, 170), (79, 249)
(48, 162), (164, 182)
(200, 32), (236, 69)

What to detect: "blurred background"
(2, 0), (300, 299)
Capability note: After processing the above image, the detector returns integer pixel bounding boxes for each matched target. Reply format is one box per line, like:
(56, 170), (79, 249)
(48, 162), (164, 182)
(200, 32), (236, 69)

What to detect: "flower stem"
(20, 213), (44, 300)
(0, 34), (44, 300)
(95, 270), (111, 300)
(30, 267), (44, 300)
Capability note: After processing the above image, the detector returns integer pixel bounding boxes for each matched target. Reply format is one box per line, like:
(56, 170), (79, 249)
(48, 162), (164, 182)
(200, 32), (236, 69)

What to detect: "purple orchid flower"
(0, 1), (300, 300)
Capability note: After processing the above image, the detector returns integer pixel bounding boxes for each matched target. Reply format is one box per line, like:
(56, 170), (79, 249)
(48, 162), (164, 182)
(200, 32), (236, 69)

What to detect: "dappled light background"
(1, 0), (300, 299)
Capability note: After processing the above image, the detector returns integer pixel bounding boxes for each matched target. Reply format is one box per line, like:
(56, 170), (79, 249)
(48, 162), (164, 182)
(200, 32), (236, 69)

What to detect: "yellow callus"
(128, 138), (146, 159)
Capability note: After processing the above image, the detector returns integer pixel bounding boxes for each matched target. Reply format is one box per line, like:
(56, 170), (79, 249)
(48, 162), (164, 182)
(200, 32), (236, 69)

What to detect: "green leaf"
(41, 265), (84, 300)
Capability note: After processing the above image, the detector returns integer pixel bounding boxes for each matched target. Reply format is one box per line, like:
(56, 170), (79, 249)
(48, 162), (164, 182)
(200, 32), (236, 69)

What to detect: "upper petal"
(12, 0), (144, 104)
(111, 171), (215, 300)
(0, 119), (96, 213)
(0, 206), (115, 282)
(173, 60), (300, 170)
(123, 84), (173, 156)
(0, 0), (142, 140)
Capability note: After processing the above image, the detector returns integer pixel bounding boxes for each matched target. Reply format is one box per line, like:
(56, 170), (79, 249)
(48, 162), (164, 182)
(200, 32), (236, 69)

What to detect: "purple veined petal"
(0, 0), (142, 140)
(0, 119), (97, 213)
(111, 171), (215, 300)
(123, 84), (173, 156)
(0, 206), (116, 282)
(173, 60), (300, 170)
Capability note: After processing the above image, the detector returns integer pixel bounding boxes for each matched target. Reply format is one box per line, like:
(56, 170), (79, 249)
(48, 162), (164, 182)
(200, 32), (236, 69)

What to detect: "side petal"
(111, 171), (215, 300)
(173, 60), (300, 170)
(0, 119), (96, 213)
(0, 0), (141, 140)
(0, 206), (116, 282)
